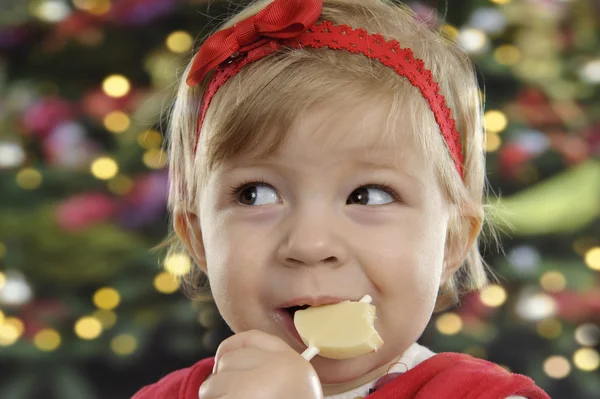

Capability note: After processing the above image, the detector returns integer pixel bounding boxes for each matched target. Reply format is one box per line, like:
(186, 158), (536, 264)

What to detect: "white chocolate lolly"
(294, 295), (383, 360)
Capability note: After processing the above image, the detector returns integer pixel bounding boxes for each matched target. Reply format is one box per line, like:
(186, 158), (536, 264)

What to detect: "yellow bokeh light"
(111, 334), (138, 355)
(5, 317), (24, 336)
(484, 110), (508, 133)
(34, 328), (61, 352)
(479, 284), (507, 307)
(0, 242), (6, 259)
(103, 111), (131, 134)
(540, 271), (566, 293)
(90, 157), (119, 180)
(544, 356), (571, 379)
(137, 130), (163, 149)
(0, 317), (24, 346)
(584, 247), (600, 270)
(494, 45), (521, 66)
(490, 0), (511, 4)
(93, 287), (121, 310)
(16, 168), (42, 190)
(107, 175), (133, 196)
(485, 132), (502, 152)
(440, 24), (459, 41)
(166, 31), (193, 54)
(0, 323), (20, 346)
(573, 348), (599, 372)
(102, 74), (131, 98)
(154, 272), (180, 294)
(0, 271), (5, 289)
(143, 148), (168, 169)
(536, 318), (562, 340)
(436, 312), (463, 335)
(93, 309), (118, 329)
(73, 0), (111, 15)
(0, 310), (4, 325)
(74, 316), (103, 340)
(164, 253), (192, 277)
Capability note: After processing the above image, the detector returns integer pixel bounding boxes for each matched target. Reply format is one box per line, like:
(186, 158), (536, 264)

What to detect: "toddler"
(133, 0), (550, 398)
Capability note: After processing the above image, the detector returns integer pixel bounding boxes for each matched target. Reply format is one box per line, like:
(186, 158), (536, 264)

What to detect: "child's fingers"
(215, 347), (267, 373)
(198, 370), (233, 398)
(213, 330), (290, 373)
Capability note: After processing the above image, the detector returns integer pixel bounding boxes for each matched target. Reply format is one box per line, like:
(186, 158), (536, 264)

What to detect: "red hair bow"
(186, 0), (322, 86)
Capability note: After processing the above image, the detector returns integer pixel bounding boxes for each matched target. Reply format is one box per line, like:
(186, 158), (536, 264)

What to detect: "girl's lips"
(273, 309), (307, 348)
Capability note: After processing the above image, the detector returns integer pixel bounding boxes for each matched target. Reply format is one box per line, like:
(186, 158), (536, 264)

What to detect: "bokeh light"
(74, 316), (103, 340)
(573, 348), (599, 372)
(484, 110), (508, 133)
(154, 272), (180, 294)
(90, 157), (119, 180)
(539, 271), (566, 293)
(34, 328), (61, 351)
(93, 287), (121, 310)
(574, 324), (600, 347)
(137, 130), (163, 149)
(103, 111), (131, 133)
(111, 334), (138, 355)
(436, 312), (463, 335)
(479, 284), (507, 307)
(485, 132), (502, 152)
(16, 168), (42, 190)
(143, 149), (168, 169)
(72, 0), (111, 15)
(164, 253), (192, 277)
(584, 247), (600, 270)
(166, 31), (193, 53)
(102, 75), (131, 98)
(0, 317), (24, 346)
(494, 44), (521, 66)
(543, 356), (571, 379)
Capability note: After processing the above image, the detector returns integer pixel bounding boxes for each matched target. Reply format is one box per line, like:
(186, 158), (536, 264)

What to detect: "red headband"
(186, 0), (464, 179)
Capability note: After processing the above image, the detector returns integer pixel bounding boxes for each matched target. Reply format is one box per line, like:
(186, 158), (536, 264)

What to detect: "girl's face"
(192, 100), (454, 393)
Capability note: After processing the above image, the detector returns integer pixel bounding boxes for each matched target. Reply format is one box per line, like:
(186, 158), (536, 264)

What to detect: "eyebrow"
(223, 155), (425, 188)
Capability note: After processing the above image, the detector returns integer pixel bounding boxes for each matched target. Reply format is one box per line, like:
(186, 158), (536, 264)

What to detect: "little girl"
(134, 0), (550, 398)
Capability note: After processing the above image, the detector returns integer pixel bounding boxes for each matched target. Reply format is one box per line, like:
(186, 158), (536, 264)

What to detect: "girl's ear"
(441, 210), (482, 284)
(173, 210), (208, 274)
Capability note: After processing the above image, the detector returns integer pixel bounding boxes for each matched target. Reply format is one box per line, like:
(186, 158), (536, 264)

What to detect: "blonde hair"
(163, 0), (495, 309)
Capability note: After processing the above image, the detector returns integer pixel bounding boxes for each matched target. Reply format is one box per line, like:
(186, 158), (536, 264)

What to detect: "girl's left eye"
(346, 185), (397, 206)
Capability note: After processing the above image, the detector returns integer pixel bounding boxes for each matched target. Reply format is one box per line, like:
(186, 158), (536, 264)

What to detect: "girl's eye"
(346, 185), (396, 206)
(235, 184), (280, 206)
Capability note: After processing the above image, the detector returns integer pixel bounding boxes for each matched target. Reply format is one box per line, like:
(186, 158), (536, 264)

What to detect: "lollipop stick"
(300, 295), (373, 361)
(301, 345), (320, 360)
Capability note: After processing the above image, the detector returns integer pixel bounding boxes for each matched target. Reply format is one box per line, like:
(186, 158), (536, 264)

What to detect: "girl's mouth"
(274, 306), (310, 346)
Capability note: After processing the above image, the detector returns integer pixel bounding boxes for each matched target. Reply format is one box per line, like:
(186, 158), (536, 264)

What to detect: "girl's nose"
(275, 212), (348, 268)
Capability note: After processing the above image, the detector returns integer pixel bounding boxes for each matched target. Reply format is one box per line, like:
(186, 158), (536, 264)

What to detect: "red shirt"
(132, 352), (550, 399)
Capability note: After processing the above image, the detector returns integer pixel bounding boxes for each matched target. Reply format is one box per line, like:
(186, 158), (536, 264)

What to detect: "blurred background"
(0, 0), (598, 398)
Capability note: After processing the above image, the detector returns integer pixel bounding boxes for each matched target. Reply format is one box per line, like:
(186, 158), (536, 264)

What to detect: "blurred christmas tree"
(0, 0), (598, 398)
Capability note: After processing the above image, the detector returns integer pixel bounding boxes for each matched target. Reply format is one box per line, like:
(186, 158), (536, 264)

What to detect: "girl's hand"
(199, 330), (323, 399)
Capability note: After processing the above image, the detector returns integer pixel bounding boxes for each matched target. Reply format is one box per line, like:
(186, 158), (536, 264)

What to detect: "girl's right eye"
(230, 183), (281, 206)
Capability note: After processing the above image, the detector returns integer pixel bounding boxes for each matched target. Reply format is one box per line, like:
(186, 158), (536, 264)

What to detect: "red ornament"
(55, 192), (118, 232)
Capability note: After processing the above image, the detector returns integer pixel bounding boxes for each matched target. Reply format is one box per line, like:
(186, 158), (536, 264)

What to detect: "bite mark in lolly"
(295, 295), (383, 360)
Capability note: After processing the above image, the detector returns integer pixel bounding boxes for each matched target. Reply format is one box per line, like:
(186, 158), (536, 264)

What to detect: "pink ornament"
(21, 97), (78, 137)
(56, 192), (118, 232)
